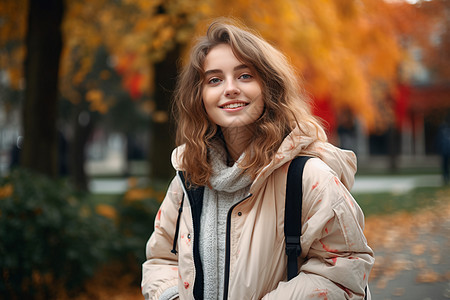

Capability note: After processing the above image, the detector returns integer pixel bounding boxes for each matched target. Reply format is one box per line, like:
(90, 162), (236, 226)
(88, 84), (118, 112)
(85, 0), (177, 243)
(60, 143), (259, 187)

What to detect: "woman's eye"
(208, 78), (221, 84)
(239, 74), (253, 80)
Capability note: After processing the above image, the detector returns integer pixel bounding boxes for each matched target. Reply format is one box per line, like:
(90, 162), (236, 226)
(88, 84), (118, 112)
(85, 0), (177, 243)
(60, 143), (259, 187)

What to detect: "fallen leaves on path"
(364, 189), (450, 288)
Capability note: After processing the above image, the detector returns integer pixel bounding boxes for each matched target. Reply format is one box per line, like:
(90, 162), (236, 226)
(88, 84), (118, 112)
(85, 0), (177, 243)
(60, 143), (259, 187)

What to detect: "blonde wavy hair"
(173, 19), (326, 186)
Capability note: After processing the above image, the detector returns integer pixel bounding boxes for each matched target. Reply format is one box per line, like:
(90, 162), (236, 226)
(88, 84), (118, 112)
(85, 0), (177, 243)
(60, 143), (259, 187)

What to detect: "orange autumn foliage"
(1, 0), (447, 127)
(0, 0), (28, 90)
(194, 0), (423, 129)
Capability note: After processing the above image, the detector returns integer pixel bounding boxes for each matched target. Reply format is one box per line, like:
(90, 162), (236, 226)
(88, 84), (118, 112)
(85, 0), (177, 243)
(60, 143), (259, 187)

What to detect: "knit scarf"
(200, 143), (252, 300)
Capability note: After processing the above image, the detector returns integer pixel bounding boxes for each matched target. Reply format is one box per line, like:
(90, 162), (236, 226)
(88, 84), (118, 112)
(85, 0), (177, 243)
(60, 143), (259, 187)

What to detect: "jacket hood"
(171, 126), (357, 193)
(250, 126), (357, 192)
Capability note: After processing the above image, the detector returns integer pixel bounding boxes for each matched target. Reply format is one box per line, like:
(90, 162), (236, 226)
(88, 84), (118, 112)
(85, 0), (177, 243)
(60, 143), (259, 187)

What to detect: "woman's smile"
(219, 101), (249, 110)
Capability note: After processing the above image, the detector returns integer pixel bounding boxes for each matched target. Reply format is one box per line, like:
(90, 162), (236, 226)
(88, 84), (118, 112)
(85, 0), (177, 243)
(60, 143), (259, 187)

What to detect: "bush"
(0, 169), (116, 299)
(114, 186), (161, 284)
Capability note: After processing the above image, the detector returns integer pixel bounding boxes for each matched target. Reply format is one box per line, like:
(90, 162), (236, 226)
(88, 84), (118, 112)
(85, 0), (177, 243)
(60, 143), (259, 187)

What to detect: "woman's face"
(202, 44), (264, 129)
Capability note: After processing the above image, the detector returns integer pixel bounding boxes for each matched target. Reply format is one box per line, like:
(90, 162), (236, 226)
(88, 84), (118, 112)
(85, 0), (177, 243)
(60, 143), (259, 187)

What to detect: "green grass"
(356, 168), (441, 176)
(86, 193), (122, 205)
(354, 186), (450, 216)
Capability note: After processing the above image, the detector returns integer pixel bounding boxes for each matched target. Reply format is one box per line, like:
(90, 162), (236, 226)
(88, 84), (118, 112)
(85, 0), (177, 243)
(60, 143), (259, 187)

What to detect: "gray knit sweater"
(200, 144), (252, 299)
(159, 143), (252, 300)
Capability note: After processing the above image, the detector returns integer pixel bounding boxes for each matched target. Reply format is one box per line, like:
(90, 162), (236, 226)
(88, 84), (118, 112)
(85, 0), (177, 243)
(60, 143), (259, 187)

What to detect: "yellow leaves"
(0, 183), (13, 199)
(134, 0), (155, 11)
(124, 188), (154, 203)
(134, 19), (150, 32)
(0, 5), (26, 91)
(86, 89), (108, 114)
(197, 3), (212, 15)
(124, 177), (165, 203)
(411, 243), (426, 255)
(124, 187), (165, 203)
(152, 111), (169, 123)
(95, 204), (117, 220)
(416, 269), (441, 283)
(365, 196), (450, 295)
(0, 0), (28, 47)
(194, 0), (420, 129)
(70, 263), (144, 300)
(151, 26), (175, 52)
(7, 66), (24, 91)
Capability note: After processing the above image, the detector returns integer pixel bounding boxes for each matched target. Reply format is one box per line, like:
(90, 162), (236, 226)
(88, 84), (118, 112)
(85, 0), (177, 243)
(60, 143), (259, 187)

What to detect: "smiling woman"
(142, 18), (374, 300)
(201, 44), (264, 159)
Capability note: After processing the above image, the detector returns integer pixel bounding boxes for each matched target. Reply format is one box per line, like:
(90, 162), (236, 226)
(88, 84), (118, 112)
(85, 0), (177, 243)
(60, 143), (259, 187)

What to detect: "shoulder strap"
(284, 157), (369, 299)
(285, 156), (311, 281)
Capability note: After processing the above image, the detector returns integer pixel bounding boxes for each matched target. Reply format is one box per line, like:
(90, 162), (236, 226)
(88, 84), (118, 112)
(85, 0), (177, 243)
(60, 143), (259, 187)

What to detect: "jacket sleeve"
(142, 177), (183, 300)
(263, 159), (374, 300)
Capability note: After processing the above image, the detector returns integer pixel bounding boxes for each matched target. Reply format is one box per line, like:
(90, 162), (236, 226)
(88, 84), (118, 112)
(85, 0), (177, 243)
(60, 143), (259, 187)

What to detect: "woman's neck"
(221, 126), (253, 163)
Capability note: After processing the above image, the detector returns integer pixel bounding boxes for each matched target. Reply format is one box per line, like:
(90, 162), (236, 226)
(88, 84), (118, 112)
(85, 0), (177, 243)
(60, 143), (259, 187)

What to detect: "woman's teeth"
(222, 103), (247, 109)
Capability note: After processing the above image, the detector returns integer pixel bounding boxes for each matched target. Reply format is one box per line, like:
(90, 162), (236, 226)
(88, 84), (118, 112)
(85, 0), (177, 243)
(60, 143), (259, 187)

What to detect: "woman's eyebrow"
(204, 64), (250, 77)
(234, 64), (249, 71)
(204, 69), (222, 77)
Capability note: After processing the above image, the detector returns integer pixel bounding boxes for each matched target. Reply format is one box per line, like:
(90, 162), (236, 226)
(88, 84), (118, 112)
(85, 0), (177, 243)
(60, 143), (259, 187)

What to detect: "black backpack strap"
(285, 156), (311, 281)
(284, 157), (369, 299)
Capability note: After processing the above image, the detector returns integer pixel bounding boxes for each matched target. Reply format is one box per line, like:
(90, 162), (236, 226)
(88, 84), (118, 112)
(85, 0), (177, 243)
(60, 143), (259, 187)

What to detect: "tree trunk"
(69, 104), (96, 192)
(149, 45), (180, 181)
(388, 126), (399, 172)
(21, 0), (64, 177)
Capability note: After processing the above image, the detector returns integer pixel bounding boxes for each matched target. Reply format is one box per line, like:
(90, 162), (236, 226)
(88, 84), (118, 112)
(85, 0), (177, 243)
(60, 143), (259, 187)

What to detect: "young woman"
(142, 19), (374, 300)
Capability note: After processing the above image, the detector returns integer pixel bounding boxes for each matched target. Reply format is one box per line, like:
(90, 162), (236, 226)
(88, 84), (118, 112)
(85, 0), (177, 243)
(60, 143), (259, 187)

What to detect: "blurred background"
(0, 0), (449, 299)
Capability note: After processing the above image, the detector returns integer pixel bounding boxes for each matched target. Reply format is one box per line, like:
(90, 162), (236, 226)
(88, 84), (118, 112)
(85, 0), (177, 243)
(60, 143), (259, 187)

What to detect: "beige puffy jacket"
(142, 127), (374, 299)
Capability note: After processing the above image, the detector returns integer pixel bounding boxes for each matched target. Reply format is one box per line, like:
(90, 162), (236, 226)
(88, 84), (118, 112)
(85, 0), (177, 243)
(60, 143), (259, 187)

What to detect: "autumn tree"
(0, 0), (27, 97)
(2, 0), (445, 183)
(193, 0), (430, 133)
(21, 0), (64, 177)
(98, 0), (206, 181)
(414, 0), (450, 83)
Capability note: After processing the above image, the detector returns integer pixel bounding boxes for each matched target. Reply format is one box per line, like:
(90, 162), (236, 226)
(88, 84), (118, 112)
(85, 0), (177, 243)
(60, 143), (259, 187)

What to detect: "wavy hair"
(173, 18), (326, 186)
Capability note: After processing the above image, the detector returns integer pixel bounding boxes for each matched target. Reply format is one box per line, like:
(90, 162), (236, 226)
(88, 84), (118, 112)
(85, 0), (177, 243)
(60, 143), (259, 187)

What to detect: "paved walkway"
(351, 174), (443, 194)
(89, 174), (443, 195)
(365, 198), (450, 300)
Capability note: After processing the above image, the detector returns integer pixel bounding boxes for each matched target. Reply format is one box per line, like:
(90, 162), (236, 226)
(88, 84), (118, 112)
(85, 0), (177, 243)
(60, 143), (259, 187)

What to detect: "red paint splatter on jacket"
(331, 257), (337, 265)
(319, 241), (339, 253)
(184, 282), (190, 289)
(344, 193), (354, 207)
(312, 288), (328, 299)
(312, 182), (319, 190)
(336, 283), (353, 297)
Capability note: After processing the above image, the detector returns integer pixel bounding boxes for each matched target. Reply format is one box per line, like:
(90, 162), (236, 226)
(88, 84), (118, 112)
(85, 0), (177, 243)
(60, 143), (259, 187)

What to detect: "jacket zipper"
(223, 193), (252, 300)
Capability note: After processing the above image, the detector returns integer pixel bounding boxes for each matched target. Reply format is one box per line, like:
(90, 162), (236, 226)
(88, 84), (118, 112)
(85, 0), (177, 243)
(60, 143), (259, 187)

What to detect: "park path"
(90, 174), (443, 195)
(365, 190), (450, 299)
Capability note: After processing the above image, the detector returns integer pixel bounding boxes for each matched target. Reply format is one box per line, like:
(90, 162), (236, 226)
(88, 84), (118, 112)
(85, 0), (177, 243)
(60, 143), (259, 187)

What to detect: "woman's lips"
(220, 102), (249, 109)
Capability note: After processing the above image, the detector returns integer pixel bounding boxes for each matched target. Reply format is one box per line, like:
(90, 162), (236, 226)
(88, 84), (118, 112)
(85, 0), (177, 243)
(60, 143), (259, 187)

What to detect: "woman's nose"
(224, 80), (240, 97)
